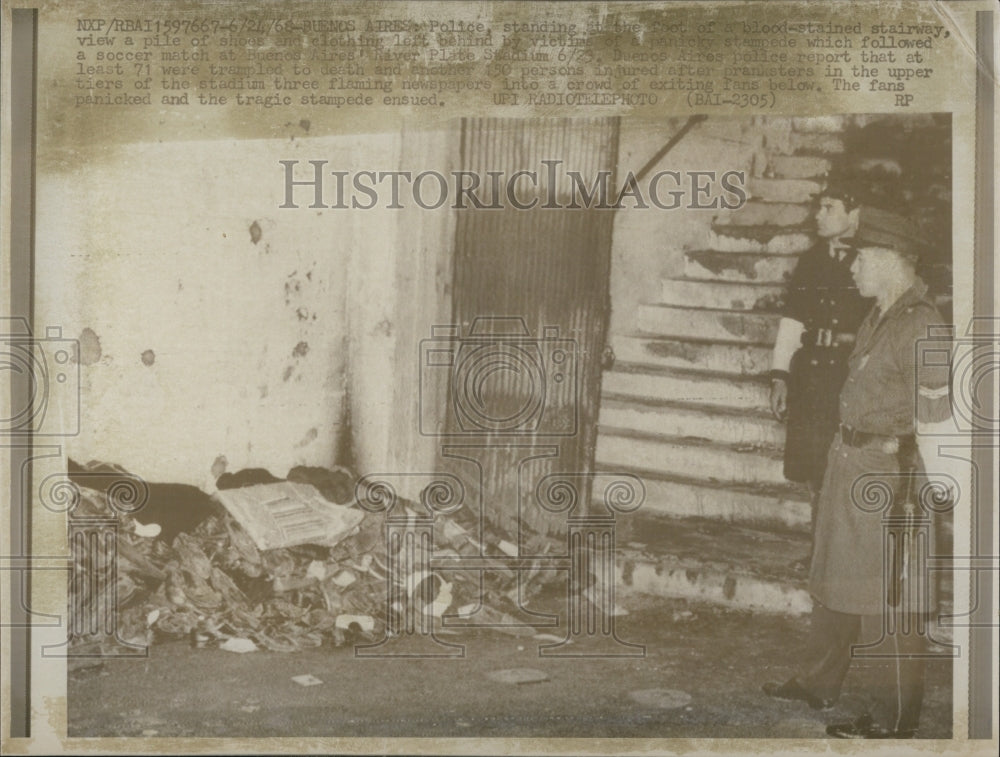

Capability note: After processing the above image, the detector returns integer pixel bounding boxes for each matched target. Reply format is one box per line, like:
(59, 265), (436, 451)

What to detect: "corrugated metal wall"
(449, 117), (619, 537)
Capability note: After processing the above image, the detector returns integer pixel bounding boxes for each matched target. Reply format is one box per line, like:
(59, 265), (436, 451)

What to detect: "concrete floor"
(68, 591), (954, 740)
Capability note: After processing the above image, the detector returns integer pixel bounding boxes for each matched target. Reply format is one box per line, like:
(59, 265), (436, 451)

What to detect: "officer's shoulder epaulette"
(902, 299), (942, 320)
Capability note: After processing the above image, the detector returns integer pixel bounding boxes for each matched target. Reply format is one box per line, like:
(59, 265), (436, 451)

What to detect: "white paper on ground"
(212, 481), (364, 551)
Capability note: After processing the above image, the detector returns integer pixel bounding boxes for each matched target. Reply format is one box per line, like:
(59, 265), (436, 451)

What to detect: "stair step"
(791, 116), (846, 134)
(659, 278), (785, 312)
(767, 155), (832, 179)
(616, 556), (811, 614)
(708, 223), (814, 244)
(768, 133), (847, 157)
(596, 465), (808, 530)
(613, 513), (812, 614)
(602, 363), (770, 411)
(791, 132), (846, 155)
(748, 178), (822, 204)
(707, 227), (813, 254)
(707, 229), (813, 255)
(720, 200), (811, 227)
(637, 304), (780, 344)
(609, 334), (772, 376)
(684, 250), (798, 283)
(599, 395), (785, 447)
(596, 427), (786, 485)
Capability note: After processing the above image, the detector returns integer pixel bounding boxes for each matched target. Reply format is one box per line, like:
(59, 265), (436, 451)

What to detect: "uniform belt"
(804, 328), (855, 348)
(839, 424), (914, 452)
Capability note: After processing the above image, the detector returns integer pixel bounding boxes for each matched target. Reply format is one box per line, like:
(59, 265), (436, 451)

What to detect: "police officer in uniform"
(762, 207), (959, 738)
(769, 180), (870, 514)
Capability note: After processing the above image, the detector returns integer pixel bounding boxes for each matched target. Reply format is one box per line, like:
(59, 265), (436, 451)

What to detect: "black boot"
(762, 678), (834, 710)
(826, 714), (916, 739)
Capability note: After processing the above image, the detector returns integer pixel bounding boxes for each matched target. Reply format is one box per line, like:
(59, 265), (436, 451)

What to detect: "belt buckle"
(816, 328), (833, 347)
(840, 424), (853, 445)
(880, 437), (900, 455)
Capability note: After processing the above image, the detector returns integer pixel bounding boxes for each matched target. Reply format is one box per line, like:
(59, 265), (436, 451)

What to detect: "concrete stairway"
(599, 120), (846, 613)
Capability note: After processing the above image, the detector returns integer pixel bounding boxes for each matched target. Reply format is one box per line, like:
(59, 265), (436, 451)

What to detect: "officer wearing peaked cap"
(763, 207), (960, 739)
(769, 176), (871, 529)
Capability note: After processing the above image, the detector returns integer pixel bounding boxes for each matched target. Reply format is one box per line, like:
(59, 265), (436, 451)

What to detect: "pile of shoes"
(67, 462), (563, 655)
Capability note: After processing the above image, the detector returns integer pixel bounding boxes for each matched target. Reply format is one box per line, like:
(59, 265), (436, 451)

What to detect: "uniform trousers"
(798, 601), (926, 733)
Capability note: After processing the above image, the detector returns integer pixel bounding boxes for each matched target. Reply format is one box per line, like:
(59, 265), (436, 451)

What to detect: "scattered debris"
(290, 674), (323, 687)
(306, 561), (328, 581)
(468, 607), (538, 637)
(497, 540), (518, 557)
(190, 631), (211, 649)
(486, 668), (549, 685)
(331, 570), (355, 587)
(334, 614), (374, 633)
(219, 637), (258, 654)
(216, 468), (282, 490)
(212, 481), (364, 551)
(583, 587), (629, 616)
(287, 465), (354, 505)
(428, 581), (453, 618)
(628, 688), (693, 710)
(134, 522), (162, 539)
(532, 633), (566, 644)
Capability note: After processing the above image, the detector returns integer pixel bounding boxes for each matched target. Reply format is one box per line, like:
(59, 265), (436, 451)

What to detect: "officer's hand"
(770, 379), (788, 422)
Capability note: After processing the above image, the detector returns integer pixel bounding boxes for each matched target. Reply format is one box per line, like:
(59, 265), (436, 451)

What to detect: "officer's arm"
(771, 252), (812, 378)
(769, 257), (811, 420)
(770, 317), (805, 376)
(906, 315), (969, 503)
(769, 318), (803, 420)
(916, 398), (968, 506)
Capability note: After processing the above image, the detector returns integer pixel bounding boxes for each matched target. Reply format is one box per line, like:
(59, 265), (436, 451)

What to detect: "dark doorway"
(446, 117), (619, 538)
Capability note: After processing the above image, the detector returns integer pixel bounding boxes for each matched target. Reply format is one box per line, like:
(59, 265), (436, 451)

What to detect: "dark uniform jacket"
(782, 240), (870, 488)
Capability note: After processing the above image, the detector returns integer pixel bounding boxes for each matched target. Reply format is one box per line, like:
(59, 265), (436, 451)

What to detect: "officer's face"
(815, 198), (852, 239)
(850, 247), (891, 297)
